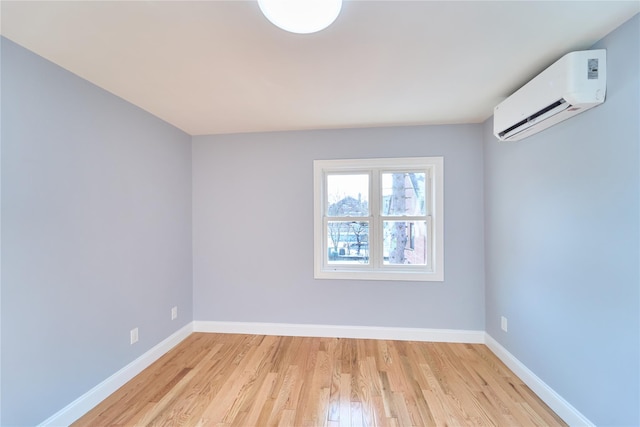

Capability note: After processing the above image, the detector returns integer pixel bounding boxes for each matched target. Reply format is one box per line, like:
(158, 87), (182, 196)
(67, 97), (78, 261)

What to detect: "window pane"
(327, 174), (369, 217)
(327, 221), (369, 265)
(382, 172), (426, 216)
(383, 221), (427, 265)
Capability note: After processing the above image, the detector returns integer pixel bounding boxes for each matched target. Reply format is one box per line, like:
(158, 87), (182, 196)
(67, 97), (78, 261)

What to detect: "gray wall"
(192, 125), (485, 330)
(483, 14), (639, 427)
(1, 38), (193, 426)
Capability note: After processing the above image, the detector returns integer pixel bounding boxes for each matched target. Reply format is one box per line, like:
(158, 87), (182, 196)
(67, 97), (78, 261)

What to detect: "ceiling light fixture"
(258, 0), (343, 34)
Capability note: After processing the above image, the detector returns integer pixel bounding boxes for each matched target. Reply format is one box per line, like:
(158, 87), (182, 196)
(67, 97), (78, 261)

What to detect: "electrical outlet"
(171, 306), (178, 320)
(130, 327), (139, 344)
(501, 316), (508, 332)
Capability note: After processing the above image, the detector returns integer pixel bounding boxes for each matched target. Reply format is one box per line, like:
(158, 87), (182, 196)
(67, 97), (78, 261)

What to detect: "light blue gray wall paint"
(1, 38), (193, 426)
(0, 34), (3, 427)
(483, 15), (639, 426)
(192, 125), (485, 330)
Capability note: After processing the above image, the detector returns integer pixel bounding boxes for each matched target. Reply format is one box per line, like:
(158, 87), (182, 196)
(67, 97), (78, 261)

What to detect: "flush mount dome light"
(258, 0), (343, 34)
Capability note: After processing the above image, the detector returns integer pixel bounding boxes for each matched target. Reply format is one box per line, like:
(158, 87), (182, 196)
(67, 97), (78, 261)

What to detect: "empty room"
(1, 1), (639, 426)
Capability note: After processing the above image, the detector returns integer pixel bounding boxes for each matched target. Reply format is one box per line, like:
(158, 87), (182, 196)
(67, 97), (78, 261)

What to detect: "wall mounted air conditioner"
(494, 49), (606, 142)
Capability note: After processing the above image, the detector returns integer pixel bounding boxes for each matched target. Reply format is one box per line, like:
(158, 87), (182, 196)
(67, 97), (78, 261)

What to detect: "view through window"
(314, 157), (443, 281)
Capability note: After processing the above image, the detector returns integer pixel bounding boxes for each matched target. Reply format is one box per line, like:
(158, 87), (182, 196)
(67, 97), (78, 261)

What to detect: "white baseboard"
(484, 333), (594, 427)
(36, 322), (591, 427)
(38, 323), (194, 427)
(193, 320), (485, 343)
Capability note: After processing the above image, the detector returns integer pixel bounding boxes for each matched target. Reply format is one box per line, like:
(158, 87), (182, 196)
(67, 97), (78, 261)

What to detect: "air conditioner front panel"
(493, 49), (606, 141)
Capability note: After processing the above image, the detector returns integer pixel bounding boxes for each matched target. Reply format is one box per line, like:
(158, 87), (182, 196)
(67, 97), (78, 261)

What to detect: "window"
(313, 157), (444, 281)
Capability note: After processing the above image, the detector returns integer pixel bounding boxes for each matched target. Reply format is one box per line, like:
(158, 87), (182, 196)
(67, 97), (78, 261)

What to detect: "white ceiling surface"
(1, 1), (638, 136)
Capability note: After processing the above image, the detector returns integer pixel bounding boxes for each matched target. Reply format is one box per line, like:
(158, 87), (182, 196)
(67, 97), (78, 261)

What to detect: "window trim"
(313, 157), (444, 282)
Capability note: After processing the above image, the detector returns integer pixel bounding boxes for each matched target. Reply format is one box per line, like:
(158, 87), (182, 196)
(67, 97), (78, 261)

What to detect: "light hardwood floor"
(73, 333), (567, 426)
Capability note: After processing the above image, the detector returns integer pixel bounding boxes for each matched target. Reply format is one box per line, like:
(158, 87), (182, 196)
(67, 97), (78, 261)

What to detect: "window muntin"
(314, 157), (443, 281)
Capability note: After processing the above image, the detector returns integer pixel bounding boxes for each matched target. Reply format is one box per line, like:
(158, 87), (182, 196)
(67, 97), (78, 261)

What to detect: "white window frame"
(313, 157), (444, 281)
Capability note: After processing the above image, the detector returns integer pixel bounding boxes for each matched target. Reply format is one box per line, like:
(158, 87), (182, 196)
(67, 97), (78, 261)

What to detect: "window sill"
(314, 269), (444, 282)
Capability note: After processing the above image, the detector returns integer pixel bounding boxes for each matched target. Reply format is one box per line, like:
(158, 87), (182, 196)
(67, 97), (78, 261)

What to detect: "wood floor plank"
(72, 333), (567, 427)
(266, 365), (299, 426)
(150, 341), (238, 425)
(338, 373), (352, 427)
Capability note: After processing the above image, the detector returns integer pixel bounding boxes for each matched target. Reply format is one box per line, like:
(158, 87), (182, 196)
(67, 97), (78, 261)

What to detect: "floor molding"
(38, 322), (592, 427)
(39, 323), (194, 427)
(484, 333), (594, 427)
(193, 320), (485, 343)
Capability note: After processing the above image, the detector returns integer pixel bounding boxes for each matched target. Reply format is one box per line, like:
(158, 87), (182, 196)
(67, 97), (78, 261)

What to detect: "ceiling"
(1, 1), (638, 136)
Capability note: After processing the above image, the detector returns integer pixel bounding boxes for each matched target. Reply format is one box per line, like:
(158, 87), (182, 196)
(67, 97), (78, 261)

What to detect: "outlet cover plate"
(130, 327), (139, 344)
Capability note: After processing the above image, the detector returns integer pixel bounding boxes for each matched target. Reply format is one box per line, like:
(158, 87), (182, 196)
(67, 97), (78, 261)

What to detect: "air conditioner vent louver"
(494, 49), (606, 142)
(498, 99), (569, 139)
